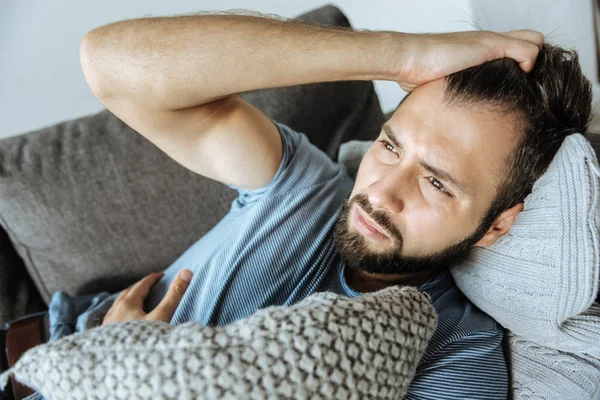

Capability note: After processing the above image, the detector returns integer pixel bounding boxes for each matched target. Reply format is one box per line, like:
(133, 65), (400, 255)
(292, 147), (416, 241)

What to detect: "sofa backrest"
(0, 5), (386, 327)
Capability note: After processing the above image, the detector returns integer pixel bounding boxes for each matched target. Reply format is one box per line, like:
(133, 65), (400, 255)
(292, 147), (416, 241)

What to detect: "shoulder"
(230, 121), (354, 205)
(272, 121), (349, 187)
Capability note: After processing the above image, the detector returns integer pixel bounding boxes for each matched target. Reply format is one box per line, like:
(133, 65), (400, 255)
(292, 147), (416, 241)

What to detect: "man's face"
(335, 78), (522, 276)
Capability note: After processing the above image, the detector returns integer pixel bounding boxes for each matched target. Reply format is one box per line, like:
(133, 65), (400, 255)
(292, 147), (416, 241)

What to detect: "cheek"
(402, 207), (456, 254)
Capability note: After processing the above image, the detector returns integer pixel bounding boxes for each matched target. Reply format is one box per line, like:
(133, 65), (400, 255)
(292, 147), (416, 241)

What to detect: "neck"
(345, 267), (439, 293)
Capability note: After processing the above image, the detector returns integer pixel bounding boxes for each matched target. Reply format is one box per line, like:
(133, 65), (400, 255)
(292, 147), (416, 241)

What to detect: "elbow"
(79, 32), (112, 100)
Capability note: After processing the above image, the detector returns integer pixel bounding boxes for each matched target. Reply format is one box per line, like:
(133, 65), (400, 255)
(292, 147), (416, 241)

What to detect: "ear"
(475, 202), (524, 247)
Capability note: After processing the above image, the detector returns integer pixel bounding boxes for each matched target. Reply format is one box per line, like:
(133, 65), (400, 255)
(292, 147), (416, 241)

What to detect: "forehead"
(389, 79), (521, 200)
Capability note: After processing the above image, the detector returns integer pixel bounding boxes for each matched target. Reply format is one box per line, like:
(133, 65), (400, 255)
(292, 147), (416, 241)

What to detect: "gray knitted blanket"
(1, 285), (437, 400)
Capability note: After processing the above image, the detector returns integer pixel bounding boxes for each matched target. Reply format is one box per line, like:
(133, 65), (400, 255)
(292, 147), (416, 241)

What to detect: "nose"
(366, 172), (407, 215)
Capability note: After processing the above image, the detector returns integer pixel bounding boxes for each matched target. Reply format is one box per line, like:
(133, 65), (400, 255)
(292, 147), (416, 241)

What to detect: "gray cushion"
(337, 133), (600, 399)
(451, 133), (600, 354)
(0, 4), (384, 324)
(1, 286), (437, 400)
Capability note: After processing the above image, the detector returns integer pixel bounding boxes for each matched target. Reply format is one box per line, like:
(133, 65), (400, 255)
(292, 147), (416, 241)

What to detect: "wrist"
(351, 30), (413, 82)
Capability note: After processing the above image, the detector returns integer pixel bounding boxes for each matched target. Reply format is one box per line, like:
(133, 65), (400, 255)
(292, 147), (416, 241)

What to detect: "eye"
(378, 139), (398, 154)
(377, 139), (453, 197)
(427, 176), (452, 196)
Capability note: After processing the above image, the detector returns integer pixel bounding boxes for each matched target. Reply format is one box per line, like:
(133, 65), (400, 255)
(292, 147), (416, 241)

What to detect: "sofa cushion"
(0, 4), (384, 312)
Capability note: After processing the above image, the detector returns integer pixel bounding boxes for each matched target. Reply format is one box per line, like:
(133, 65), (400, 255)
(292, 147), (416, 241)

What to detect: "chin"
(335, 206), (404, 275)
(335, 197), (455, 276)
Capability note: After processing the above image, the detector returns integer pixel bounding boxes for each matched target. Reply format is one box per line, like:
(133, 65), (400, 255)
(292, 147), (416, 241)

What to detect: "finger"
(124, 271), (165, 307)
(502, 37), (541, 73)
(113, 286), (132, 305)
(150, 269), (192, 322)
(501, 29), (544, 49)
(106, 288), (131, 319)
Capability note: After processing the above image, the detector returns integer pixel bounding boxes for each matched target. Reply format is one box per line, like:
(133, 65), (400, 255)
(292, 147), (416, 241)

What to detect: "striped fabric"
(68, 121), (508, 398)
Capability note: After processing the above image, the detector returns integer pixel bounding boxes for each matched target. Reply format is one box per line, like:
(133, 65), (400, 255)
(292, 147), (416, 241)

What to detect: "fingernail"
(179, 269), (192, 282)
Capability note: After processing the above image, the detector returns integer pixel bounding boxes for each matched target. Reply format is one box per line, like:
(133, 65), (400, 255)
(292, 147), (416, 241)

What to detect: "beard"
(333, 193), (490, 276)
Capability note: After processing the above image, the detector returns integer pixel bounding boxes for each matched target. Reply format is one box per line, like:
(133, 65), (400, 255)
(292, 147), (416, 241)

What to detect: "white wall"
(1, 0), (596, 139)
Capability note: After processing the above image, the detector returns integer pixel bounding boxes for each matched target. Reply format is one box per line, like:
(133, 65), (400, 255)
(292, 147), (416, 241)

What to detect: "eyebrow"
(381, 123), (471, 195)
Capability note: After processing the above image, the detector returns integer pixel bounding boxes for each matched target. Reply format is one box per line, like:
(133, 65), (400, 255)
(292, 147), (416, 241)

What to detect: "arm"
(79, 11), (393, 190)
(80, 12), (391, 111)
(79, 11), (542, 190)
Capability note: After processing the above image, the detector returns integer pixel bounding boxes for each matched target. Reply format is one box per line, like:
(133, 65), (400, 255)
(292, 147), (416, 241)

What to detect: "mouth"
(353, 205), (391, 242)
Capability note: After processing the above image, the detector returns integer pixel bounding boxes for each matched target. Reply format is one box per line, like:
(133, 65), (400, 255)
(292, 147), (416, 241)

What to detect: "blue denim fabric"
(48, 291), (115, 342)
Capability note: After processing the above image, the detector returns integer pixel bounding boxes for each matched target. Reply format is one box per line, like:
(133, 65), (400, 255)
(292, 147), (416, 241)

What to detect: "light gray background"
(1, 0), (596, 139)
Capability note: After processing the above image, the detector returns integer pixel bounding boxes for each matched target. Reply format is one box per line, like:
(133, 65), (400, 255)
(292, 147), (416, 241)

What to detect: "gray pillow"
(451, 133), (600, 399)
(0, 4), (384, 323)
(337, 134), (600, 399)
(450, 133), (600, 355)
(338, 134), (600, 353)
(1, 286), (437, 400)
(509, 332), (600, 399)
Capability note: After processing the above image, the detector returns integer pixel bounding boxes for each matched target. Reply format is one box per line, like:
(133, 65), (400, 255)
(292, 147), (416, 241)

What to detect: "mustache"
(352, 194), (403, 244)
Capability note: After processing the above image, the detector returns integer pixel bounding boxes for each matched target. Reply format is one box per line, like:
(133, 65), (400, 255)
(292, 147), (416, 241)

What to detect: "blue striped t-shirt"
(48, 120), (508, 399)
(143, 120), (508, 399)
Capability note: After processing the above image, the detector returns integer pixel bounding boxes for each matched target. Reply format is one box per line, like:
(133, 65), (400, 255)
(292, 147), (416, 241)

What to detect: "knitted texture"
(0, 285), (437, 400)
(509, 332), (600, 399)
(450, 133), (600, 355)
(338, 135), (600, 399)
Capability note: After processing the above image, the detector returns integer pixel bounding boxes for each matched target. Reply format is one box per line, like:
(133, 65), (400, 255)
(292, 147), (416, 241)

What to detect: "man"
(78, 9), (591, 399)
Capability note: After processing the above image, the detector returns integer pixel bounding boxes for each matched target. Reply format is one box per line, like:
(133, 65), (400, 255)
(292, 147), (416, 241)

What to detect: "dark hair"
(443, 42), (593, 231)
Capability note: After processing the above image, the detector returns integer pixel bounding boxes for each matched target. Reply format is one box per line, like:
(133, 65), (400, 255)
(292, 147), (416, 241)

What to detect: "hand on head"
(395, 29), (544, 92)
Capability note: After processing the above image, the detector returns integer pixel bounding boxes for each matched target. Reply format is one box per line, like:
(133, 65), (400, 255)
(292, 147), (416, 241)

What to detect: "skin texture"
(339, 78), (525, 292)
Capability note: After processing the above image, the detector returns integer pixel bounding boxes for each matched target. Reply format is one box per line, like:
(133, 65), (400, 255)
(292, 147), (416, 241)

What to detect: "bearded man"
(75, 9), (592, 399)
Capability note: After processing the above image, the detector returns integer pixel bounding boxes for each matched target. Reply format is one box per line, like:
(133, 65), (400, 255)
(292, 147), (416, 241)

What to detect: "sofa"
(0, 4), (389, 328)
(1, 3), (599, 399)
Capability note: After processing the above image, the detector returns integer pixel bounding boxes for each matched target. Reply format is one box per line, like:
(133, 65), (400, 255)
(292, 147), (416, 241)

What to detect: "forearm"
(80, 12), (403, 111)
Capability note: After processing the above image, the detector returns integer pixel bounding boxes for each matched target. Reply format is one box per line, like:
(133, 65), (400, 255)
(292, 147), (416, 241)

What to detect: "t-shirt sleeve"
(404, 329), (509, 399)
(226, 120), (351, 206)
